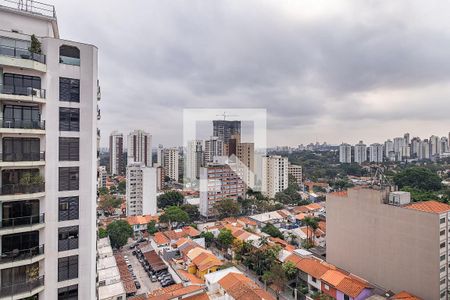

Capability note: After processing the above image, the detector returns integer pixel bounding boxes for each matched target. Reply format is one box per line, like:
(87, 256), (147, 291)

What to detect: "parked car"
(134, 281), (141, 289)
(151, 275), (157, 282)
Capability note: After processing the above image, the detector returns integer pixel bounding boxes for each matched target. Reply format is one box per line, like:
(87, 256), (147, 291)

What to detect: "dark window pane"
(59, 138), (79, 161)
(59, 77), (80, 102)
(58, 255), (78, 282)
(58, 197), (79, 221)
(59, 108), (79, 132)
(58, 284), (78, 300)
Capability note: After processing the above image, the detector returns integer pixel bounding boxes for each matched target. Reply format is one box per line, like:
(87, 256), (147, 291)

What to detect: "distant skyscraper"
(213, 120), (241, 144)
(261, 155), (289, 198)
(368, 143), (384, 163)
(429, 135), (440, 157)
(441, 137), (449, 154)
(126, 162), (157, 216)
(403, 132), (410, 145)
(185, 140), (203, 182)
(127, 130), (152, 166)
(354, 141), (367, 164)
(339, 143), (352, 163)
(384, 139), (394, 159)
(418, 139), (431, 160)
(109, 131), (124, 175)
(158, 148), (179, 182)
(410, 137), (421, 158)
(393, 137), (407, 161)
(204, 136), (224, 163)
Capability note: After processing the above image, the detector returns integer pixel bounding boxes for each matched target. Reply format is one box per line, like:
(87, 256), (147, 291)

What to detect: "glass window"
(58, 284), (78, 300)
(58, 255), (78, 282)
(59, 77), (80, 102)
(58, 226), (79, 251)
(58, 197), (79, 221)
(59, 138), (79, 161)
(59, 45), (80, 66)
(59, 167), (79, 191)
(59, 108), (79, 131)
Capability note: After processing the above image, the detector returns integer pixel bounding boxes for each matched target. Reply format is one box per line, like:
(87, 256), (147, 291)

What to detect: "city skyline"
(45, 0), (450, 147)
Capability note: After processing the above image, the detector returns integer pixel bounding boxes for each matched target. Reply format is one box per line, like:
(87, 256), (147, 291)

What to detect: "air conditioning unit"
(389, 191), (411, 206)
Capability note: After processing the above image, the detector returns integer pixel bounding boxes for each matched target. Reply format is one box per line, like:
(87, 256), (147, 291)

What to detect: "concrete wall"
(327, 188), (442, 300)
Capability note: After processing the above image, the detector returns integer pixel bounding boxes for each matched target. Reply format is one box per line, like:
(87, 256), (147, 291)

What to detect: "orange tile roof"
(127, 215), (158, 226)
(218, 272), (275, 300)
(297, 258), (330, 279)
(285, 254), (303, 267)
(182, 226), (201, 237)
(175, 237), (189, 248)
(184, 293), (210, 300)
(405, 200), (450, 214)
(391, 291), (422, 300)
(320, 270), (346, 287)
(177, 269), (205, 284)
(147, 284), (205, 300)
(154, 232), (170, 245)
(335, 277), (369, 298)
(238, 217), (257, 226)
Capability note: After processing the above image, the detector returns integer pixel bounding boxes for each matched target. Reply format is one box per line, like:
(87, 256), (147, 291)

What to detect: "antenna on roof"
(370, 166), (393, 190)
(216, 112), (238, 121)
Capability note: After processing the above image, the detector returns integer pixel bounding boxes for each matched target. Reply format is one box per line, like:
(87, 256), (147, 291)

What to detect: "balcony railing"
(0, 275), (44, 298)
(1, 152), (45, 162)
(1, 213), (44, 229)
(0, 119), (45, 130)
(0, 44), (46, 64)
(0, 84), (46, 99)
(59, 55), (80, 66)
(0, 245), (44, 264)
(0, 183), (45, 195)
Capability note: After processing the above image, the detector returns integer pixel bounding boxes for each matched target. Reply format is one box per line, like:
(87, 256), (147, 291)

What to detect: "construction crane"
(216, 112), (238, 121)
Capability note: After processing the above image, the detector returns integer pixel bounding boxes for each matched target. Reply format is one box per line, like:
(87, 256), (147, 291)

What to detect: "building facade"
(157, 148), (179, 182)
(204, 136), (224, 163)
(368, 143), (384, 163)
(288, 163), (303, 185)
(199, 164), (245, 218)
(109, 130), (124, 175)
(212, 120), (241, 144)
(0, 2), (98, 299)
(339, 143), (352, 163)
(354, 141), (367, 164)
(261, 155), (288, 198)
(327, 188), (450, 300)
(126, 162), (157, 216)
(127, 129), (151, 167)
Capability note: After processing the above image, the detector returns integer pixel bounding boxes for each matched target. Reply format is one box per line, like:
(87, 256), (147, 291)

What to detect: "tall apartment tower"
(157, 148), (179, 182)
(236, 142), (255, 188)
(212, 120), (241, 144)
(410, 137), (421, 158)
(368, 143), (384, 163)
(204, 136), (224, 163)
(327, 188), (450, 300)
(288, 163), (302, 185)
(0, 2), (98, 299)
(261, 155), (289, 198)
(419, 139), (431, 160)
(354, 141), (367, 164)
(126, 162), (157, 216)
(127, 129), (151, 166)
(393, 137), (408, 161)
(339, 143), (352, 163)
(185, 140), (203, 183)
(384, 139), (394, 159)
(440, 137), (449, 155)
(109, 130), (124, 175)
(199, 163), (245, 218)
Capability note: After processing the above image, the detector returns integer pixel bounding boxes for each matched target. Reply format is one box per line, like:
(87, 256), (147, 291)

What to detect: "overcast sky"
(49, 0), (450, 147)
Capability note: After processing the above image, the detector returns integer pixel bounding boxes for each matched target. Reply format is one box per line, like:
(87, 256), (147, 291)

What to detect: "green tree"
(29, 34), (42, 54)
(98, 187), (109, 195)
(157, 191), (184, 208)
(106, 220), (133, 249)
(282, 261), (297, 280)
(261, 223), (284, 239)
(180, 204), (200, 221)
(147, 220), (157, 235)
(214, 199), (241, 219)
(98, 227), (108, 238)
(200, 231), (215, 247)
(99, 195), (122, 212)
(394, 167), (442, 191)
(159, 206), (190, 229)
(263, 262), (287, 296)
(217, 229), (234, 250)
(303, 216), (319, 248)
(118, 180), (126, 194)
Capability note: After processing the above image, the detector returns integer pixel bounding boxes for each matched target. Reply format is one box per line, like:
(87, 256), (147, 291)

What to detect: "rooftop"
(404, 200), (450, 214)
(0, 0), (56, 18)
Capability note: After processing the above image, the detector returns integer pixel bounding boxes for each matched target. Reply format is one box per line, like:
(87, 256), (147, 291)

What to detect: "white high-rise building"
(418, 139), (431, 160)
(109, 130), (124, 175)
(127, 129), (151, 166)
(204, 136), (224, 163)
(410, 137), (421, 158)
(368, 143), (384, 163)
(184, 140), (203, 183)
(440, 137), (449, 155)
(126, 162), (157, 216)
(157, 148), (179, 182)
(0, 2), (98, 298)
(430, 135), (440, 157)
(339, 143), (352, 163)
(384, 139), (394, 159)
(261, 155), (289, 198)
(98, 166), (107, 188)
(354, 141), (367, 164)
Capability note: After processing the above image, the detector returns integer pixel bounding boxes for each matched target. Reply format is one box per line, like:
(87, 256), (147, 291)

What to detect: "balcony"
(0, 45), (46, 72)
(0, 245), (44, 269)
(0, 84), (46, 103)
(0, 119), (45, 133)
(0, 214), (45, 235)
(0, 183), (45, 202)
(0, 152), (45, 168)
(0, 276), (44, 299)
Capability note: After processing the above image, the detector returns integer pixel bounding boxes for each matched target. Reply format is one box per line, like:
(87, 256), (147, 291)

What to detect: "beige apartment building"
(288, 163), (302, 185)
(327, 188), (450, 300)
